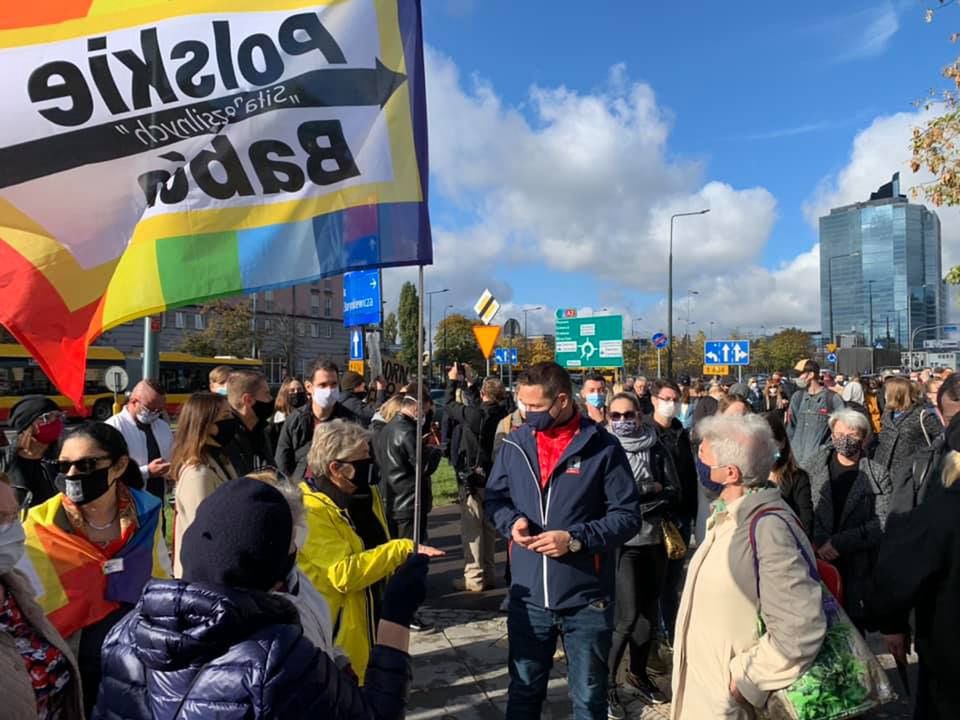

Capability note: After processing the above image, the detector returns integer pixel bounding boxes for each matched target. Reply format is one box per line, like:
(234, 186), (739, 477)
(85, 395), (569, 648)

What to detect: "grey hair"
(828, 408), (870, 438)
(307, 419), (371, 478)
(695, 414), (778, 488)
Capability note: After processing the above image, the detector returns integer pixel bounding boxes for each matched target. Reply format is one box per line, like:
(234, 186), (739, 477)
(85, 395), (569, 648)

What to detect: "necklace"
(84, 510), (119, 531)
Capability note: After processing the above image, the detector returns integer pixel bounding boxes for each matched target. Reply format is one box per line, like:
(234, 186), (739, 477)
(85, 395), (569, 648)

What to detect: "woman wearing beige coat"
(672, 415), (826, 720)
(170, 392), (238, 577)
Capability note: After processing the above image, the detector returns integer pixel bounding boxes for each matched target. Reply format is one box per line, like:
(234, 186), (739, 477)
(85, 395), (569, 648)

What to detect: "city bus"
(0, 344), (262, 423)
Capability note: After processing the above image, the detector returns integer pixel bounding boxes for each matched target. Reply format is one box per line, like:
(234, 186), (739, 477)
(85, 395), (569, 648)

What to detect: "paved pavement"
(408, 505), (917, 719)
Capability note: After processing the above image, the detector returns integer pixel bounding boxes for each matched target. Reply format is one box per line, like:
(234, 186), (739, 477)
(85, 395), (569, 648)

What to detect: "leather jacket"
(372, 414), (441, 519)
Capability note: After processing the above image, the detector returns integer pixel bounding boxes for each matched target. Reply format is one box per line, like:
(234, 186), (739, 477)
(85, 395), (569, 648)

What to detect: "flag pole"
(412, 265), (425, 551)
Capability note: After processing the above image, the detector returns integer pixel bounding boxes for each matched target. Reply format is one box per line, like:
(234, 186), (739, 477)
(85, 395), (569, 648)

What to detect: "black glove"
(381, 553), (430, 627)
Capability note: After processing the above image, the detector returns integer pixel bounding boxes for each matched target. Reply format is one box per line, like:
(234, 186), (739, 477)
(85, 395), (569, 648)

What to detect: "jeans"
(609, 544), (668, 682)
(507, 598), (614, 720)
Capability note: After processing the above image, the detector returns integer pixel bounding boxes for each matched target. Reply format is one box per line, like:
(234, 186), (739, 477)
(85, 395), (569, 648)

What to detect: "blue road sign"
(652, 332), (669, 349)
(343, 269), (382, 328)
(704, 340), (751, 366)
(827, 352), (838, 364)
(349, 329), (365, 361)
(495, 347), (519, 366)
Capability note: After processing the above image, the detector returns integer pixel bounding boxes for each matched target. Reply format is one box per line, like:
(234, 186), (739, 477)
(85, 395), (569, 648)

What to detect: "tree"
(434, 313), (485, 369)
(179, 300), (259, 358)
(383, 312), (398, 346)
(397, 282), (421, 369)
(526, 338), (555, 366)
(765, 328), (814, 373)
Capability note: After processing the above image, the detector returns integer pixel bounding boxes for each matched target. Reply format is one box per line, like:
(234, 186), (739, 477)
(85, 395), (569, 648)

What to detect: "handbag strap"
(748, 506), (820, 602)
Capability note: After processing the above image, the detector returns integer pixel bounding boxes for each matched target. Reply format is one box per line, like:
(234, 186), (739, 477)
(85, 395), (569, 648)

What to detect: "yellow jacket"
(298, 483), (413, 682)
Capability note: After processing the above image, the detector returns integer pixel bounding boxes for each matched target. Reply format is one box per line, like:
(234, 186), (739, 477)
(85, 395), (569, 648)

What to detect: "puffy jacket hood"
(131, 579), (300, 671)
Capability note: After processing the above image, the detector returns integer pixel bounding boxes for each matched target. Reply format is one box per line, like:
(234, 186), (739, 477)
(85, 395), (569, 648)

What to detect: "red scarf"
(535, 412), (580, 489)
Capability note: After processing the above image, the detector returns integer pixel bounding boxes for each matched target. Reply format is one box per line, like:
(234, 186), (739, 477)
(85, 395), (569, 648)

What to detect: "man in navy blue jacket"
(485, 362), (642, 720)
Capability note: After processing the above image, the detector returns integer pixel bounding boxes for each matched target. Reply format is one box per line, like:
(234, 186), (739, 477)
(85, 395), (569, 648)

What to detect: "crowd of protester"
(0, 356), (958, 719)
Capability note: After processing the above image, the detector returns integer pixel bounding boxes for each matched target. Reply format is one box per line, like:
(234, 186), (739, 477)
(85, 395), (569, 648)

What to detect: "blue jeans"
(506, 598), (614, 720)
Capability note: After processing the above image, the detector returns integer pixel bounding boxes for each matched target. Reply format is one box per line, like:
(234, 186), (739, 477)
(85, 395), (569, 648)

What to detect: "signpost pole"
(143, 317), (158, 381)
(412, 267), (425, 551)
(657, 348), (661, 378)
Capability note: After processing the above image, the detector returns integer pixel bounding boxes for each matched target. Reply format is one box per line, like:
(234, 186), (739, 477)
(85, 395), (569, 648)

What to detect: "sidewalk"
(408, 505), (916, 719)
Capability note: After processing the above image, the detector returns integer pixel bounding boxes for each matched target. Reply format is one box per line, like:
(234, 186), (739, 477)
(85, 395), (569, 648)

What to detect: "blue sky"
(384, 0), (960, 338)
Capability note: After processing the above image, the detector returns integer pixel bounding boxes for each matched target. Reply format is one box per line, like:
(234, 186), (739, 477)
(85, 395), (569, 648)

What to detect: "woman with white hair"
(671, 414), (826, 719)
(808, 407), (891, 629)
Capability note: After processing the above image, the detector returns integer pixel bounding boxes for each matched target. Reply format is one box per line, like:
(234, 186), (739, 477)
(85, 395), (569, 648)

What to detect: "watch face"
(569, 537), (582, 552)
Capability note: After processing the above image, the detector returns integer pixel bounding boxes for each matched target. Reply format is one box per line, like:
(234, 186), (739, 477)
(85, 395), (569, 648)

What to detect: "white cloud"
(821, 3), (901, 63)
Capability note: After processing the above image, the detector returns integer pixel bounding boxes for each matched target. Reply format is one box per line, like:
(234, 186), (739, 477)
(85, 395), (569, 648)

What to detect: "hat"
(340, 371), (365, 393)
(677, 373), (691, 386)
(9, 396), (60, 434)
(728, 382), (750, 398)
(794, 358), (819, 375)
(180, 477), (294, 592)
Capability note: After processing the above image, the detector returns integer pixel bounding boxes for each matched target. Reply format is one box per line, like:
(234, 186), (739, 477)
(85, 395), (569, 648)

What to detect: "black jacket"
(651, 418), (697, 521)
(443, 380), (508, 481)
(776, 466), (814, 538)
(224, 412), (274, 477)
(274, 403), (362, 480)
(868, 483), (960, 719)
(93, 580), (410, 720)
(890, 434), (949, 521)
(0, 445), (58, 508)
(338, 390), (387, 429)
(619, 423), (681, 547)
(872, 404), (941, 488)
(372, 414), (441, 520)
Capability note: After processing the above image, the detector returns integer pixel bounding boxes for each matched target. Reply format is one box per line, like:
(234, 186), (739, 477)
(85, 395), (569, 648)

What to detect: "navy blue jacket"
(485, 417), (642, 610)
(93, 580), (410, 720)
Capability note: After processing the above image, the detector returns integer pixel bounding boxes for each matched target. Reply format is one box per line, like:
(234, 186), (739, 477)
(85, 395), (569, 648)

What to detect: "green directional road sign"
(555, 314), (624, 369)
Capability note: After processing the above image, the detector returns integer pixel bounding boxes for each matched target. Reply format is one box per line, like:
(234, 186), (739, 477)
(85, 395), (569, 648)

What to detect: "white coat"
(106, 407), (174, 481)
(671, 487), (826, 719)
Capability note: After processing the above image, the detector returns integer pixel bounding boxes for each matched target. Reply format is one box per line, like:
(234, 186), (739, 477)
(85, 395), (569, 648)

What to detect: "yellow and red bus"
(0, 344), (261, 422)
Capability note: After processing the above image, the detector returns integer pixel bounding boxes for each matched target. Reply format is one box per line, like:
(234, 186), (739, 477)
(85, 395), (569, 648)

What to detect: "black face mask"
(55, 468), (115, 506)
(214, 417), (240, 446)
(289, 391), (307, 409)
(345, 458), (374, 490)
(253, 399), (275, 422)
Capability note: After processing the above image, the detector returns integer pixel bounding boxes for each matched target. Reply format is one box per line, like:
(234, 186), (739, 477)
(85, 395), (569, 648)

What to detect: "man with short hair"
(444, 366), (509, 592)
(223, 370), (275, 476)
(580, 372), (607, 423)
(485, 362), (642, 719)
(786, 359), (844, 471)
(275, 360), (361, 480)
(633, 376), (654, 416)
(105, 379), (173, 498)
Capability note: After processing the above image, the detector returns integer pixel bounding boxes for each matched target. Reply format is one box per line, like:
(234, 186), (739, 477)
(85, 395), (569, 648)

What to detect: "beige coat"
(671, 488), (826, 719)
(173, 455), (236, 577)
(0, 569), (84, 720)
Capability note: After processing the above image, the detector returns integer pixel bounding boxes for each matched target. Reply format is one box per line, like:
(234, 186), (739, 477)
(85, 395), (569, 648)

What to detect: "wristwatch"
(567, 533), (583, 553)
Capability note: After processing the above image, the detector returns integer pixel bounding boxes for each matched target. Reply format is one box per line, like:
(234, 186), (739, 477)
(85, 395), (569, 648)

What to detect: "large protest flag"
(0, 0), (431, 403)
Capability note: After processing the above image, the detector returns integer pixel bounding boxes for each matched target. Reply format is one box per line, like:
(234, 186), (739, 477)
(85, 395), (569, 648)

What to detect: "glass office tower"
(819, 174), (944, 350)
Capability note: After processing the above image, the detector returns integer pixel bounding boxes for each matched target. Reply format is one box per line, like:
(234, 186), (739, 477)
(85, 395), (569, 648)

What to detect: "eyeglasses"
(34, 411), (64, 427)
(609, 411), (637, 421)
(56, 456), (112, 474)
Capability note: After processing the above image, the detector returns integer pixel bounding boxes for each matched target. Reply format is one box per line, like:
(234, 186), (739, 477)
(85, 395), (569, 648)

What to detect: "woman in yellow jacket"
(299, 419), (443, 682)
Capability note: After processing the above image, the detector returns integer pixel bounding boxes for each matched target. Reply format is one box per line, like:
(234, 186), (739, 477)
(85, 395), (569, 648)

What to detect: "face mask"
(796, 375), (811, 389)
(657, 400), (678, 420)
(136, 408), (160, 425)
(216, 387), (228, 396)
(611, 419), (638, 437)
(289, 391), (307, 409)
(0, 519), (25, 575)
(341, 458), (374, 490)
(253, 399), (274, 422)
(524, 398), (559, 432)
(773, 447), (787, 468)
(696, 456), (726, 499)
(313, 387), (337, 410)
(33, 419), (64, 446)
(832, 434), (862, 459)
(55, 467), (115, 506)
(585, 393), (605, 409)
(353, 390), (368, 400)
(214, 417), (239, 446)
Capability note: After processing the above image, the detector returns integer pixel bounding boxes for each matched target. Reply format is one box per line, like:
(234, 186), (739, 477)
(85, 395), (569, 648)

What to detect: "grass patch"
(431, 459), (459, 506)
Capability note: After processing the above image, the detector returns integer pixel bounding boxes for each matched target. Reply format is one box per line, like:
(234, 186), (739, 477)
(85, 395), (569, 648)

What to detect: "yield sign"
(473, 325), (502, 359)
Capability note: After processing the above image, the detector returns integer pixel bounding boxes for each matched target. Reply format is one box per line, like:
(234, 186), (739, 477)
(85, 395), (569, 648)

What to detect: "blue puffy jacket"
(485, 417), (642, 610)
(93, 579), (410, 720)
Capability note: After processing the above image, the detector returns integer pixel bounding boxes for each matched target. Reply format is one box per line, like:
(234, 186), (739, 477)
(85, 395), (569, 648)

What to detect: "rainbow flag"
(0, 0), (431, 403)
(18, 488), (171, 639)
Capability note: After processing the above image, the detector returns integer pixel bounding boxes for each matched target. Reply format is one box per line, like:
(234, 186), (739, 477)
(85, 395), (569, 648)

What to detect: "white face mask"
(0, 519), (26, 575)
(136, 408), (160, 425)
(657, 400), (678, 420)
(312, 387), (337, 410)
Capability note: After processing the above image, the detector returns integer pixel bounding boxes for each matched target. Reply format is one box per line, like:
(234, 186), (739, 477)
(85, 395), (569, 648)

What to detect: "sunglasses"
(609, 411), (638, 421)
(56, 456), (112, 474)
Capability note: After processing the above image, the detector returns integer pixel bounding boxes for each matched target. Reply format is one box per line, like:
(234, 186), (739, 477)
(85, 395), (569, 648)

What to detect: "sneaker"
(408, 614), (434, 632)
(624, 672), (668, 705)
(607, 688), (626, 720)
(452, 578), (488, 593)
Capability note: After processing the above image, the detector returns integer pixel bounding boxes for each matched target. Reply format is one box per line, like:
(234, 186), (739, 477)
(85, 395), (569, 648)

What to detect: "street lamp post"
(685, 290), (699, 340)
(441, 304), (454, 370)
(426, 289), (449, 383)
(522, 306), (543, 360)
(826, 251), (861, 347)
(709, 320), (715, 340)
(668, 209), (710, 377)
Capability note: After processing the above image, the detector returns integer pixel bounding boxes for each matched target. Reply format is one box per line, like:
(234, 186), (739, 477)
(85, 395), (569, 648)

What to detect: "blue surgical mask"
(586, 393), (605, 409)
(696, 456), (726, 499)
